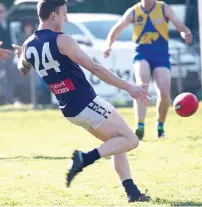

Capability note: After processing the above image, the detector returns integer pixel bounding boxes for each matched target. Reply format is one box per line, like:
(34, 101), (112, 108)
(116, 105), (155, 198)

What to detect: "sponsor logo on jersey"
(48, 78), (75, 95)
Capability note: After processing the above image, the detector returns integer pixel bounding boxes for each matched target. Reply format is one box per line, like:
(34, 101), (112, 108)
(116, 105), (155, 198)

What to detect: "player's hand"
(128, 83), (150, 105)
(0, 42), (12, 60)
(12, 44), (22, 58)
(103, 48), (111, 58)
(181, 31), (193, 45)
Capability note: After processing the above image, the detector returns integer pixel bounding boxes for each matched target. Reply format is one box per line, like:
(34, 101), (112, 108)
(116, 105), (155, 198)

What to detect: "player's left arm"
(164, 3), (193, 44)
(12, 44), (32, 75)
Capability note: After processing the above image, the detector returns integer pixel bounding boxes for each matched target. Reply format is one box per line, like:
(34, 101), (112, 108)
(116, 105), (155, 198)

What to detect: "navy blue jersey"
(23, 29), (96, 117)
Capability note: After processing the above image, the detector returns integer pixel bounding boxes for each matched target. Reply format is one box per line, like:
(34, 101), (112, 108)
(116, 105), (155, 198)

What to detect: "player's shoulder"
(156, 1), (165, 4)
(57, 33), (76, 46)
(124, 4), (137, 17)
(57, 33), (73, 41)
(156, 0), (167, 8)
(133, 2), (141, 9)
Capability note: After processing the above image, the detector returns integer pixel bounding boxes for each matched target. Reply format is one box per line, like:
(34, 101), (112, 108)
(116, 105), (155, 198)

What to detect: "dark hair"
(37, 0), (67, 21)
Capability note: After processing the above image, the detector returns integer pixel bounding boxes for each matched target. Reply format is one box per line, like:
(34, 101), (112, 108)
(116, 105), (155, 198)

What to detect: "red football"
(173, 93), (199, 117)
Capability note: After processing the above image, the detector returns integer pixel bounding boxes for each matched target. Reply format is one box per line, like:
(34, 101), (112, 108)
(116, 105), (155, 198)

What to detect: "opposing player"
(13, 0), (151, 202)
(0, 41), (12, 60)
(104, 0), (193, 139)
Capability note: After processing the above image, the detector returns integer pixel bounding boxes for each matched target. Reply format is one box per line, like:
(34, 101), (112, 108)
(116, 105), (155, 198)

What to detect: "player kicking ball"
(13, 0), (151, 203)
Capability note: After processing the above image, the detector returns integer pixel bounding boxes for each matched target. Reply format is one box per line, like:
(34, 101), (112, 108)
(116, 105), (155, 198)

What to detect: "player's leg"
(112, 153), (150, 202)
(133, 59), (151, 140)
(88, 129), (133, 180)
(152, 67), (171, 137)
(88, 109), (139, 157)
(112, 153), (131, 182)
(66, 98), (138, 186)
(88, 111), (151, 202)
(66, 97), (151, 202)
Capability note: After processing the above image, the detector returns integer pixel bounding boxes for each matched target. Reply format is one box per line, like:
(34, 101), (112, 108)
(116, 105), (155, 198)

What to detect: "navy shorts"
(133, 53), (171, 71)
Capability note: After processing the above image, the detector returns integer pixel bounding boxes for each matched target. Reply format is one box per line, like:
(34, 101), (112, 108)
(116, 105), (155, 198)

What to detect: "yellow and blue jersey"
(132, 1), (170, 70)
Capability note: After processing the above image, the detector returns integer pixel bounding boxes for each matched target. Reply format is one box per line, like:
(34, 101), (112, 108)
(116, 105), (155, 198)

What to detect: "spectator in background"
(18, 22), (35, 46)
(0, 41), (12, 105)
(11, 22), (35, 106)
(0, 3), (12, 105)
(0, 3), (12, 49)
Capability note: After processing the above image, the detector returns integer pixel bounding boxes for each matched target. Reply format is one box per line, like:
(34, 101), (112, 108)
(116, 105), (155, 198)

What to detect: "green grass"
(0, 106), (202, 206)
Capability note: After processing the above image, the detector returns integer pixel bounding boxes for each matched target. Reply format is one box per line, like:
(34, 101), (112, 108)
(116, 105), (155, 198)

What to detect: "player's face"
(55, 5), (68, 32)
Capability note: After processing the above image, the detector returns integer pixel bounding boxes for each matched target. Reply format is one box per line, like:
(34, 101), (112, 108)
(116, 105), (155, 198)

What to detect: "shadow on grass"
(1, 154), (138, 161)
(154, 198), (202, 206)
(0, 155), (70, 161)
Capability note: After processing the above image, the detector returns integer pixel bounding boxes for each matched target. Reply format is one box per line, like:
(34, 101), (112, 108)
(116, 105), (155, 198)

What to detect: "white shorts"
(67, 96), (114, 130)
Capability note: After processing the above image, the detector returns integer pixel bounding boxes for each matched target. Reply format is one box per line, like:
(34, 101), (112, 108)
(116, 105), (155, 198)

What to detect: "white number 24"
(26, 42), (61, 77)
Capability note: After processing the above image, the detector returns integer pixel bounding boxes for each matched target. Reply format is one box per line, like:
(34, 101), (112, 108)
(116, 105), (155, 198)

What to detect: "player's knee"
(127, 133), (139, 150)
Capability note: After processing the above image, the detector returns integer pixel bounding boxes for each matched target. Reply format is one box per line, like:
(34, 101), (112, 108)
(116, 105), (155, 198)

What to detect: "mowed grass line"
(0, 106), (202, 206)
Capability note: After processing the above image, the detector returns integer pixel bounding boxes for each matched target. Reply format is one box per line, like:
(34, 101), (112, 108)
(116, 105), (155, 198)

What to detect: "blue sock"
(122, 179), (141, 198)
(157, 121), (164, 129)
(137, 122), (144, 128)
(82, 148), (100, 167)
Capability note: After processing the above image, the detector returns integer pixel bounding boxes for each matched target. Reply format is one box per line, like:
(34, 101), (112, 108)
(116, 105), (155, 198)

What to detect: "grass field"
(0, 105), (202, 206)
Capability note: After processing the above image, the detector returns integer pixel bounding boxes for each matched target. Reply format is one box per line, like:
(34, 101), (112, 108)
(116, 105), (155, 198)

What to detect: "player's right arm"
(57, 34), (149, 104)
(104, 7), (134, 58)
